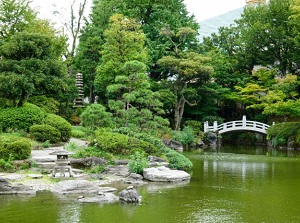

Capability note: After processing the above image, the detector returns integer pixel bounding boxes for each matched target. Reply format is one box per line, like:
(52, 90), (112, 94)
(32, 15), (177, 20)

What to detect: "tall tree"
(107, 61), (169, 133)
(74, 0), (199, 102)
(158, 27), (213, 130)
(0, 0), (36, 42)
(94, 14), (148, 102)
(0, 32), (69, 107)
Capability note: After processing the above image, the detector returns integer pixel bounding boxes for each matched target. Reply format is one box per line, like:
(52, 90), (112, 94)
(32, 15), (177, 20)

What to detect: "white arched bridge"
(204, 116), (271, 135)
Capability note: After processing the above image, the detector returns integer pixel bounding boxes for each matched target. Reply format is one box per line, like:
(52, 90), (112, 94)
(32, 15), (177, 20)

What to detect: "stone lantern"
(49, 150), (74, 177)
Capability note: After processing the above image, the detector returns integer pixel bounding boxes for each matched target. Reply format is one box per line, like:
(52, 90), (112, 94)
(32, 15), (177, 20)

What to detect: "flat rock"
(0, 177), (35, 195)
(102, 165), (130, 177)
(50, 180), (99, 194)
(97, 187), (118, 193)
(78, 193), (118, 203)
(27, 174), (43, 179)
(143, 166), (191, 182)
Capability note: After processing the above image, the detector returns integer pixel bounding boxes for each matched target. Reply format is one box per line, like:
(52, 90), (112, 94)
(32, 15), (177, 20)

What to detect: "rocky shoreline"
(0, 138), (191, 204)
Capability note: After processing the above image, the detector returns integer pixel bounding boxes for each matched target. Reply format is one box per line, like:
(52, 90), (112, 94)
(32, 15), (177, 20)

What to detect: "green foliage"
(112, 127), (167, 151)
(0, 31), (69, 106)
(184, 120), (203, 135)
(44, 114), (72, 142)
(71, 126), (94, 138)
(71, 128), (86, 139)
(95, 14), (149, 97)
(128, 151), (149, 174)
(0, 135), (31, 161)
(28, 95), (59, 114)
(42, 140), (51, 148)
(93, 130), (159, 156)
(73, 146), (114, 161)
(0, 154), (15, 172)
(86, 165), (106, 174)
(112, 127), (192, 171)
(29, 124), (61, 143)
(172, 126), (195, 146)
(165, 149), (193, 171)
(267, 122), (300, 147)
(107, 60), (169, 132)
(80, 104), (113, 130)
(0, 103), (45, 132)
(202, 116), (224, 125)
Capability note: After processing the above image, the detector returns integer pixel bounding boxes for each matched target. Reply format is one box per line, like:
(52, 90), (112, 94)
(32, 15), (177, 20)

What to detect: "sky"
(31, 0), (246, 24)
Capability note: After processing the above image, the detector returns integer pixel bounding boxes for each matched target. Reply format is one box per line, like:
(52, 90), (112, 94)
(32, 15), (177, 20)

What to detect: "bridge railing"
(204, 116), (271, 134)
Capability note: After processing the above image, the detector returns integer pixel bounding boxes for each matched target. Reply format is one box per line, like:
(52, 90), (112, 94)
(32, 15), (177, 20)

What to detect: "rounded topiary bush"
(0, 103), (45, 132)
(165, 149), (193, 171)
(30, 124), (61, 143)
(0, 136), (31, 161)
(44, 114), (72, 142)
(93, 130), (159, 156)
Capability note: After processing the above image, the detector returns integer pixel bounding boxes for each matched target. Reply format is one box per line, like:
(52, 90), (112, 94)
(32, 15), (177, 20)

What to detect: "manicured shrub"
(80, 104), (113, 130)
(0, 103), (45, 132)
(0, 136), (31, 161)
(44, 114), (72, 142)
(29, 124), (61, 143)
(93, 130), (159, 156)
(165, 149), (193, 171)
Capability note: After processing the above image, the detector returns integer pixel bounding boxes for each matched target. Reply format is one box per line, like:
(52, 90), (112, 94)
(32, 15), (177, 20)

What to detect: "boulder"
(162, 139), (183, 151)
(78, 193), (119, 203)
(102, 165), (130, 177)
(148, 156), (169, 167)
(50, 180), (100, 194)
(69, 157), (107, 169)
(143, 166), (191, 182)
(124, 173), (147, 185)
(0, 177), (35, 195)
(119, 186), (141, 203)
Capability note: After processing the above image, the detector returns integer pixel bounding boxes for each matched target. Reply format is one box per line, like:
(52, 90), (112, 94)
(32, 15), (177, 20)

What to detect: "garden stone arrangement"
(0, 138), (191, 204)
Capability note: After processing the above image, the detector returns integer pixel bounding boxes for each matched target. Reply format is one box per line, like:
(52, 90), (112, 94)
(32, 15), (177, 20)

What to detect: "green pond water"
(1, 145), (300, 223)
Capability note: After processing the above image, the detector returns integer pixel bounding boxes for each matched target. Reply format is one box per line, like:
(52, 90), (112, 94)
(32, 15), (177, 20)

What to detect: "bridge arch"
(204, 116), (270, 135)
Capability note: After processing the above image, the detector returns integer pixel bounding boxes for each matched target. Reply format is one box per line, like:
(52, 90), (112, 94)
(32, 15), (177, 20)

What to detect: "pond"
(1, 145), (300, 223)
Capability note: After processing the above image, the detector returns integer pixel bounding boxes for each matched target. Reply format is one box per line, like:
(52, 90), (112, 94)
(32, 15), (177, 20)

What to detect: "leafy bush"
(267, 122), (300, 147)
(28, 95), (59, 114)
(113, 127), (193, 171)
(44, 114), (72, 142)
(80, 104), (113, 130)
(128, 151), (149, 174)
(184, 120), (203, 135)
(165, 149), (193, 171)
(29, 124), (61, 143)
(0, 136), (31, 161)
(73, 146), (114, 161)
(71, 128), (86, 139)
(0, 103), (45, 132)
(93, 130), (159, 156)
(112, 127), (166, 150)
(0, 155), (15, 172)
(172, 126), (195, 146)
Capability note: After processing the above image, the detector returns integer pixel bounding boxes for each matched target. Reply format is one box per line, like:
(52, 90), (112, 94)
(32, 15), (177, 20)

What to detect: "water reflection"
(57, 202), (81, 223)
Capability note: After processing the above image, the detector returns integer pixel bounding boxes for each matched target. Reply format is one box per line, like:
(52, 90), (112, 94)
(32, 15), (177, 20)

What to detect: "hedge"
(44, 114), (72, 142)
(29, 124), (61, 143)
(0, 136), (31, 161)
(0, 103), (45, 132)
